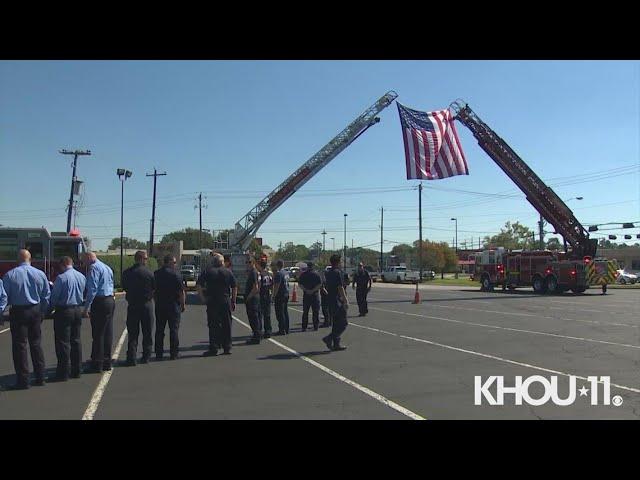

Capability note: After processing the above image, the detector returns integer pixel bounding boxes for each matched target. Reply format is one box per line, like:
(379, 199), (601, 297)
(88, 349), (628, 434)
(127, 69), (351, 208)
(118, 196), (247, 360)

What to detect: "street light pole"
(117, 169), (132, 284)
(331, 238), (335, 251)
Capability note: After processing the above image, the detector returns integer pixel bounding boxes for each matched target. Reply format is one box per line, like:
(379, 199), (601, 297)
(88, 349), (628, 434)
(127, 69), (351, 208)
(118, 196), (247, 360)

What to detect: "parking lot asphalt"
(0, 283), (638, 419)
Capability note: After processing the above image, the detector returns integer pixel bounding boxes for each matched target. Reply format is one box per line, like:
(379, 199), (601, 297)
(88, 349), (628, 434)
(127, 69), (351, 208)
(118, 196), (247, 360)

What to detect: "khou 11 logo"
(474, 376), (624, 407)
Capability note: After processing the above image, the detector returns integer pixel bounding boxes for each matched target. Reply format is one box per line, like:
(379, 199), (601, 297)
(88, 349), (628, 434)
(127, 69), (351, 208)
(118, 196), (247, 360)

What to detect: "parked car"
(616, 269), (638, 285)
(381, 266), (420, 283)
(180, 265), (197, 281)
(421, 270), (436, 280)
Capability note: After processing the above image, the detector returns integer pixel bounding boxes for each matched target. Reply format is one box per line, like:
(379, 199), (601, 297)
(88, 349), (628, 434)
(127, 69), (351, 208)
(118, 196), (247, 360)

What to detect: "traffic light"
(608, 235), (617, 240)
(588, 225), (598, 232)
(624, 235), (632, 240)
(622, 223), (635, 229)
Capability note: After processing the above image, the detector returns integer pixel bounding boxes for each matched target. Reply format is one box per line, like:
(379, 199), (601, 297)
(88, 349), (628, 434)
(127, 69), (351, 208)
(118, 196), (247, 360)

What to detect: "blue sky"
(1, 60), (638, 252)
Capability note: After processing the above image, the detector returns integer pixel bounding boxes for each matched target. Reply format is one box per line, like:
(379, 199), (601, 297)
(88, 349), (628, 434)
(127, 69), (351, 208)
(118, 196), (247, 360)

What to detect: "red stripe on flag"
(432, 113), (454, 178)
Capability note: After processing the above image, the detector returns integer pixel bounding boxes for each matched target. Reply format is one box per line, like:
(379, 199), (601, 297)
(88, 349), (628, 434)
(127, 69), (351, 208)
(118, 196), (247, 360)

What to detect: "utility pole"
(343, 214), (348, 270)
(146, 168), (167, 256)
(60, 149), (91, 234)
(418, 183), (423, 282)
(322, 229), (327, 252)
(380, 207), (384, 271)
(195, 193), (207, 251)
(538, 214), (545, 250)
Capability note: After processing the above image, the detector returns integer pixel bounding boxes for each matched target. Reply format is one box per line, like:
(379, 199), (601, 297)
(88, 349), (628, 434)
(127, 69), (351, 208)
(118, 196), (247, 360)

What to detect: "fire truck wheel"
(532, 276), (546, 294)
(546, 275), (559, 294)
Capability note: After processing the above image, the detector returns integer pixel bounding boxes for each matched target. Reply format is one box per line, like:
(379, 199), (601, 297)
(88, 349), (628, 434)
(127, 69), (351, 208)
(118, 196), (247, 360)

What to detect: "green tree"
(247, 238), (264, 258)
(161, 228), (214, 250)
(484, 221), (535, 250)
(546, 237), (562, 251)
(276, 242), (310, 262)
(108, 237), (147, 250)
(413, 240), (445, 272)
(390, 243), (415, 266)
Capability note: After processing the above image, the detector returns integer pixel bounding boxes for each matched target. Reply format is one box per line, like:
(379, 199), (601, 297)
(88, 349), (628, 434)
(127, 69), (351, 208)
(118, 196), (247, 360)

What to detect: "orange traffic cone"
(291, 284), (298, 303)
(412, 284), (421, 304)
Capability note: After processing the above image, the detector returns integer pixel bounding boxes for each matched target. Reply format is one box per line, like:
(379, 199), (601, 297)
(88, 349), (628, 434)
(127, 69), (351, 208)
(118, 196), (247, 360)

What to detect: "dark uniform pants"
(260, 297), (272, 335)
(328, 303), (348, 345)
(126, 300), (155, 361)
(9, 305), (45, 386)
(356, 287), (369, 315)
(302, 292), (320, 329)
(321, 291), (331, 326)
(206, 300), (232, 352)
(274, 296), (290, 334)
(90, 296), (116, 370)
(155, 302), (181, 357)
(245, 296), (262, 339)
(53, 305), (82, 378)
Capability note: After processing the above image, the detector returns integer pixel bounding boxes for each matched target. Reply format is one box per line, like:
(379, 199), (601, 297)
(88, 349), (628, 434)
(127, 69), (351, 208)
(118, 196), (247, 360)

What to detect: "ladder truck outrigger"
(212, 91), (399, 296)
(451, 101), (616, 294)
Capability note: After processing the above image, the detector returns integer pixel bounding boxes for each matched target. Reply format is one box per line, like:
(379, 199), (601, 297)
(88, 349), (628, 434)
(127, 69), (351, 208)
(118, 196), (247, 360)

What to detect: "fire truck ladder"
(450, 101), (597, 260)
(229, 90), (399, 252)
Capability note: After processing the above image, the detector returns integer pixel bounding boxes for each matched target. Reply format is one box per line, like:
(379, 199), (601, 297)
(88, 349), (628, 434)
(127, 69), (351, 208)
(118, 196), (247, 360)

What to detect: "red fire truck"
(0, 227), (88, 282)
(474, 248), (589, 294)
(451, 101), (615, 294)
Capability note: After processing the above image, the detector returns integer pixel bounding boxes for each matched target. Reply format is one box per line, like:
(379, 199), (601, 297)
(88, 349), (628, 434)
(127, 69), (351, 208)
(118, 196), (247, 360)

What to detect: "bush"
(97, 255), (158, 288)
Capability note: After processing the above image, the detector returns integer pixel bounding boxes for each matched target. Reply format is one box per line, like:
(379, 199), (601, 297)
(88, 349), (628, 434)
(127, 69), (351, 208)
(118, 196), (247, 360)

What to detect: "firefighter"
(48, 256), (86, 381)
(320, 267), (331, 328)
(272, 259), (290, 335)
(351, 262), (372, 317)
(244, 256), (262, 344)
(322, 254), (349, 351)
(298, 261), (322, 331)
(122, 251), (156, 366)
(257, 259), (273, 338)
(1, 250), (50, 389)
(82, 251), (116, 374)
(197, 253), (237, 355)
(154, 255), (186, 361)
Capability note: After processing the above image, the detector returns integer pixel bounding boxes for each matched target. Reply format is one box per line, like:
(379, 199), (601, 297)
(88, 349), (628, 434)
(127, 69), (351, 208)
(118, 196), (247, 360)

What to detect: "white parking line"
(235, 314), (425, 420)
(348, 321), (640, 395)
(82, 326), (128, 421)
(369, 306), (640, 350)
(367, 295), (638, 328)
(0, 328), (9, 335)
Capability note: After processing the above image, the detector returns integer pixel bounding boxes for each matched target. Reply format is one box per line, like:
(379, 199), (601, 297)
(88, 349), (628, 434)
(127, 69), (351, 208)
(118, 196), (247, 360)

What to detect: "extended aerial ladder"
(228, 91), (399, 252)
(450, 101), (598, 260)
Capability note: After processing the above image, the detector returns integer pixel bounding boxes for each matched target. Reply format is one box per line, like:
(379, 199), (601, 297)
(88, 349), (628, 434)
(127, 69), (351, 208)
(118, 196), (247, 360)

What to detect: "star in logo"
(579, 386), (589, 397)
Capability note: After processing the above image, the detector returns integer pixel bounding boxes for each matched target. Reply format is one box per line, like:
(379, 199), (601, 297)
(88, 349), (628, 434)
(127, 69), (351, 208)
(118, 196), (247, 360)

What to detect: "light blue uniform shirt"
(84, 259), (114, 308)
(2, 262), (51, 313)
(50, 266), (87, 307)
(0, 279), (7, 312)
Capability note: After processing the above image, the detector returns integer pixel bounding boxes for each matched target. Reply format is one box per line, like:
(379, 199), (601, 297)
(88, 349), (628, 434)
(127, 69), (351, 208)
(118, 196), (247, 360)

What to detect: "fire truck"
(450, 101), (616, 294)
(0, 227), (87, 282)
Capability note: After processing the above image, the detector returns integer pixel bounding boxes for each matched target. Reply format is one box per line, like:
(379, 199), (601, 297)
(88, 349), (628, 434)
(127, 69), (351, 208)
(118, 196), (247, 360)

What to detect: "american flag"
(397, 102), (468, 180)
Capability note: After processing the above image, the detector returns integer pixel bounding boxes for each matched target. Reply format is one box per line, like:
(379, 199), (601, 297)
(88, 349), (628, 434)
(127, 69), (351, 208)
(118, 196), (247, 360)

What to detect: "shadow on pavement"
(257, 350), (332, 361)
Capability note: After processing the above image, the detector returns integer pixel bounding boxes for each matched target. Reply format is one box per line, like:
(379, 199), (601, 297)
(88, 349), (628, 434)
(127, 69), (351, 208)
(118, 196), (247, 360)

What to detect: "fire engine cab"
(0, 227), (87, 282)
